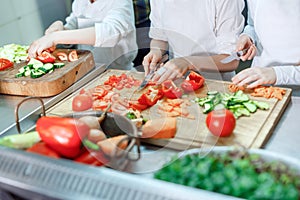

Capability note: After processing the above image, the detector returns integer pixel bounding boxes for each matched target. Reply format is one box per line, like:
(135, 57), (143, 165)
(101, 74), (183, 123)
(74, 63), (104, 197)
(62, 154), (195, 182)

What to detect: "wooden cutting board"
(0, 49), (95, 97)
(47, 69), (292, 150)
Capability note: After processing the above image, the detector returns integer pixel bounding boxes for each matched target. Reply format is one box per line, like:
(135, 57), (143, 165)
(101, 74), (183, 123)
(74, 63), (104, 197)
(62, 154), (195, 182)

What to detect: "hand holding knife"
(220, 48), (249, 64)
(137, 54), (169, 91)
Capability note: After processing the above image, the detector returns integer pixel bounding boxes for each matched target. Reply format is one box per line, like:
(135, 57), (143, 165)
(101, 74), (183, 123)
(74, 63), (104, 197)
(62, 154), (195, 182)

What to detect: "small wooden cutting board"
(0, 49), (95, 97)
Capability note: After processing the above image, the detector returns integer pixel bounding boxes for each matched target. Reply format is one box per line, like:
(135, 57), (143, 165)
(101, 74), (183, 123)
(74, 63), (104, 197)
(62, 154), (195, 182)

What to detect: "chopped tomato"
(206, 109), (236, 137)
(0, 58), (13, 71)
(68, 50), (78, 61)
(93, 86), (108, 98)
(36, 51), (56, 63)
(93, 100), (110, 110)
(26, 142), (60, 158)
(56, 52), (68, 61)
(72, 94), (93, 111)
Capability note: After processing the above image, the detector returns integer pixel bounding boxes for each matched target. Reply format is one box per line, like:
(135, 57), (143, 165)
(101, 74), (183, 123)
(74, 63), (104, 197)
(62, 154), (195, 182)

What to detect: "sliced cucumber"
(252, 101), (270, 110)
(24, 70), (31, 77)
(18, 66), (26, 73)
(32, 62), (44, 70)
(28, 58), (43, 66)
(43, 63), (54, 71)
(207, 91), (219, 96)
(243, 102), (257, 113)
(30, 70), (44, 79)
(54, 62), (65, 68)
(15, 72), (24, 78)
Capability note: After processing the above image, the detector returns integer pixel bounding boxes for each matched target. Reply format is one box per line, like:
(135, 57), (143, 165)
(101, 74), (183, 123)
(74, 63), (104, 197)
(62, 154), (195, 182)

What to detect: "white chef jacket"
(244, 0), (300, 85)
(149, 0), (245, 81)
(64, 0), (138, 70)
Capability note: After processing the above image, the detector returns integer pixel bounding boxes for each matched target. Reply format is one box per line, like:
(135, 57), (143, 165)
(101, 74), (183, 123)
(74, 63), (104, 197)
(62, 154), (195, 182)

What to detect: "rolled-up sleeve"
(94, 0), (135, 47)
(148, 0), (168, 41)
(214, 0), (245, 54)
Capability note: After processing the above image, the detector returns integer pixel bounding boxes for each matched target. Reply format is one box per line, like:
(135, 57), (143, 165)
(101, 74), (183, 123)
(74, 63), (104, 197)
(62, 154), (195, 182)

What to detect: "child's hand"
(232, 67), (276, 88)
(28, 34), (57, 58)
(236, 34), (257, 61)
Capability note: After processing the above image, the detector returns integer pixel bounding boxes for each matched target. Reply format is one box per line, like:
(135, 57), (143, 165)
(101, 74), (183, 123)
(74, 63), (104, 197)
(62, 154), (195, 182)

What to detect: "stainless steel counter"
(1, 67), (300, 199)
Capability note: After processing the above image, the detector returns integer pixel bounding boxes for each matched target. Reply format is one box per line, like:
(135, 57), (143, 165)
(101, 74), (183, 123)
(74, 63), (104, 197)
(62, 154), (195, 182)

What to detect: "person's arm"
(28, 27), (96, 58)
(274, 65), (300, 85)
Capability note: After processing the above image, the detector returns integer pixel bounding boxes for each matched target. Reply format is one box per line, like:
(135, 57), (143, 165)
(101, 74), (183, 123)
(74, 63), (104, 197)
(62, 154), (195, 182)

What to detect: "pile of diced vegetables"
(194, 90), (270, 118)
(0, 43), (29, 63)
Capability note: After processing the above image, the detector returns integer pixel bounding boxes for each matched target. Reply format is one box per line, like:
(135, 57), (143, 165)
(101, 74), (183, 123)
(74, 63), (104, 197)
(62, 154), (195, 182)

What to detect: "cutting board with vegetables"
(47, 69), (292, 150)
(0, 49), (95, 97)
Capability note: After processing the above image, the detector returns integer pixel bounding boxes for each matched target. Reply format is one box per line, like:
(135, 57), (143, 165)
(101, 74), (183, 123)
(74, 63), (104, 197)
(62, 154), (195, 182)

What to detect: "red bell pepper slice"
(36, 116), (90, 158)
(129, 100), (149, 111)
(74, 149), (108, 166)
(181, 71), (205, 92)
(26, 142), (60, 159)
(138, 86), (164, 106)
(162, 80), (183, 99)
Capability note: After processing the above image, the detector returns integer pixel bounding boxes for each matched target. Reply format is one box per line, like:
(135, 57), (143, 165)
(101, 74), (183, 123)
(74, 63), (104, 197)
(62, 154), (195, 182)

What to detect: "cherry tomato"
(26, 142), (60, 158)
(68, 50), (78, 61)
(72, 94), (93, 111)
(56, 52), (68, 61)
(36, 51), (56, 63)
(206, 109), (236, 137)
(0, 58), (13, 71)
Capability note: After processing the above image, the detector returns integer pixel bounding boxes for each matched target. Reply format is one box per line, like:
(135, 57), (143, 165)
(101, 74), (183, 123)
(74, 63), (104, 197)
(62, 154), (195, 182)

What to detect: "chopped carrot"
(228, 84), (286, 100)
(142, 117), (177, 139)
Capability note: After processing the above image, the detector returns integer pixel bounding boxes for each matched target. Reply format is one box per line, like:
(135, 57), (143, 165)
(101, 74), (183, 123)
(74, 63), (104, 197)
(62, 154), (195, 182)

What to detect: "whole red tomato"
(206, 109), (236, 137)
(72, 94), (93, 111)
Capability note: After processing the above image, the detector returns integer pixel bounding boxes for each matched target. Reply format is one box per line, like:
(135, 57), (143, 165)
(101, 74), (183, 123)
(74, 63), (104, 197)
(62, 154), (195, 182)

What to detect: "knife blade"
(220, 49), (249, 64)
(137, 54), (168, 91)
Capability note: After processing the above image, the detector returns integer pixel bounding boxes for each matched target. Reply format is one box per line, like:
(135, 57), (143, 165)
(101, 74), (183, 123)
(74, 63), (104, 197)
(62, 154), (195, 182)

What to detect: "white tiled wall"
(0, 0), (72, 46)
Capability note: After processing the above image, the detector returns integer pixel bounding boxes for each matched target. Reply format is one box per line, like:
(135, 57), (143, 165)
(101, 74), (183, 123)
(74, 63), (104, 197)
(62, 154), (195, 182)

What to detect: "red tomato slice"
(68, 50), (78, 62)
(37, 51), (56, 63)
(72, 94), (93, 111)
(206, 109), (236, 137)
(56, 52), (68, 61)
(26, 142), (60, 158)
(0, 58), (13, 71)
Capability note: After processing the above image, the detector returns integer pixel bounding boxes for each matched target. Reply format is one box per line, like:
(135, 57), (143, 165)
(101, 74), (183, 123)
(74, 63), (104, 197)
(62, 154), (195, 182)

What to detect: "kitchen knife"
(220, 49), (249, 64)
(137, 54), (168, 91)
